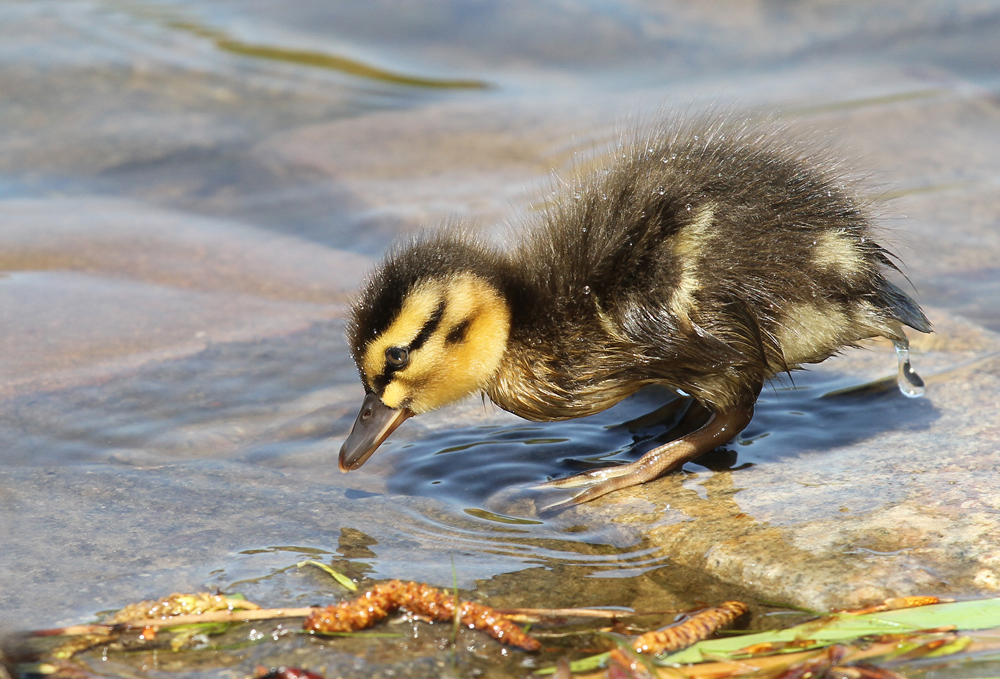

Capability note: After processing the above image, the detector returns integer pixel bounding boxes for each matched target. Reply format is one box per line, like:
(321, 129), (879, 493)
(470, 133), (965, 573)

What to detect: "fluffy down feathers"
(339, 115), (930, 500)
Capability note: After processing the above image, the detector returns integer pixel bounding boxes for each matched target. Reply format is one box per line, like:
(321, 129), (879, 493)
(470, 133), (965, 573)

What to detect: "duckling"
(337, 117), (931, 506)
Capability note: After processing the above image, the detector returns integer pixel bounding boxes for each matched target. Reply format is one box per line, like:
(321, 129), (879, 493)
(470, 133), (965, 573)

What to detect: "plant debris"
(30, 579), (560, 659)
(836, 596), (951, 616)
(657, 597), (1000, 665)
(38, 592), (265, 659)
(553, 597), (1000, 678)
(16, 586), (1000, 679)
(295, 561), (357, 592)
(771, 644), (849, 679)
(305, 579), (541, 651)
(632, 601), (747, 655)
(253, 666), (326, 679)
(107, 592), (261, 623)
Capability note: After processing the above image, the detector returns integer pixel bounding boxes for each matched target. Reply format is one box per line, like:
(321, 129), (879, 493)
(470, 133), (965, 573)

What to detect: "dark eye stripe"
(407, 299), (446, 352)
(445, 318), (471, 345)
(371, 372), (390, 393)
(370, 299), (446, 395)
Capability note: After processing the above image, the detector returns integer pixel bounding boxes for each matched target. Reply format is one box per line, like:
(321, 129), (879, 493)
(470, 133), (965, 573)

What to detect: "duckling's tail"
(879, 280), (932, 334)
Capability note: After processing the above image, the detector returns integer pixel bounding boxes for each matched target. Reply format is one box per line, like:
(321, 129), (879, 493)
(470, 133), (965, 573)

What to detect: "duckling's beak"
(338, 392), (413, 472)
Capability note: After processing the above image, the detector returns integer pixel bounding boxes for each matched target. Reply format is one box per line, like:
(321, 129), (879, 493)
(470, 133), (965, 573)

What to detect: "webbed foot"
(538, 404), (754, 511)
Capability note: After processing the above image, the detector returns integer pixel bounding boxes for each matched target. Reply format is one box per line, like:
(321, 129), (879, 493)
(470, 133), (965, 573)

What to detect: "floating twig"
(34, 607), (316, 637)
(496, 607), (632, 623)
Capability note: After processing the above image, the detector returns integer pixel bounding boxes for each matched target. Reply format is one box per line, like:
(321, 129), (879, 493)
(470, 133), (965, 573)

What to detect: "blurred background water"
(2, 1), (1000, 677)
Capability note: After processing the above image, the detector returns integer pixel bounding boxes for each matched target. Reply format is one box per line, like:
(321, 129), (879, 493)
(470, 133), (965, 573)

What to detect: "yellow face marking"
(813, 231), (864, 276)
(360, 274), (511, 414)
(670, 204), (716, 326)
(360, 279), (446, 383)
(776, 302), (850, 366)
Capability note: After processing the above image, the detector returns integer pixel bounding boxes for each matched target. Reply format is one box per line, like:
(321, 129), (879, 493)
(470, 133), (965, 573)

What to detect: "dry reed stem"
(838, 596), (949, 616)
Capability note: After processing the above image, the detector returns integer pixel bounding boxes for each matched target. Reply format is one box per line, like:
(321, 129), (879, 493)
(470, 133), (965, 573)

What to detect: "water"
(894, 338), (927, 398)
(3, 1), (1000, 678)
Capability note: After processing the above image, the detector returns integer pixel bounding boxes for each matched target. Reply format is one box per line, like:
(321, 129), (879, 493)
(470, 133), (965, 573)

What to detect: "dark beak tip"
(338, 394), (412, 474)
(338, 440), (363, 472)
(338, 451), (362, 472)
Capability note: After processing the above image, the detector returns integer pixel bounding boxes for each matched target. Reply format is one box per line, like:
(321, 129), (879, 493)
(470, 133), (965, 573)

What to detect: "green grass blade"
(296, 560), (358, 592)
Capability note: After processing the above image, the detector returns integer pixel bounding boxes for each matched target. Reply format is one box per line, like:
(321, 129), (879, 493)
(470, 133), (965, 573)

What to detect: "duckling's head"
(339, 233), (513, 472)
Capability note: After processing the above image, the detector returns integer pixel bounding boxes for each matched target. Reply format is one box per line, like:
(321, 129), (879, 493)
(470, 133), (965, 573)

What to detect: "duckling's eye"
(385, 346), (409, 369)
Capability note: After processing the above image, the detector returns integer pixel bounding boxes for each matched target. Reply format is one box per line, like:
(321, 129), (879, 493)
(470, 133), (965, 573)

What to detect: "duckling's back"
(510, 119), (930, 413)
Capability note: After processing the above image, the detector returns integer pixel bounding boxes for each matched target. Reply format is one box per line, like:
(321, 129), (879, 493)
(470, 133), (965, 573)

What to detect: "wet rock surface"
(573, 329), (1000, 611)
(2, 1), (1000, 676)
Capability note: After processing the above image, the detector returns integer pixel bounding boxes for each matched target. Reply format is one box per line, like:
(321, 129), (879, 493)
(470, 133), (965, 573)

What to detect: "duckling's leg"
(539, 404), (754, 508)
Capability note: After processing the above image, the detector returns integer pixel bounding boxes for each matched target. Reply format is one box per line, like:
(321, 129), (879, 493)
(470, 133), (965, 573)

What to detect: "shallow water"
(3, 1), (1000, 677)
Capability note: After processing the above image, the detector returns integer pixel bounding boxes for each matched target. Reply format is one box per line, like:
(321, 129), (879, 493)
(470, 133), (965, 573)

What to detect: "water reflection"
(114, 1), (492, 89)
(377, 362), (937, 515)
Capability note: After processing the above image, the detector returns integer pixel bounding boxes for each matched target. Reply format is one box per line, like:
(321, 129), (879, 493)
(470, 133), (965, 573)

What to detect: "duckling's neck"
(485, 266), (644, 422)
(350, 232), (638, 421)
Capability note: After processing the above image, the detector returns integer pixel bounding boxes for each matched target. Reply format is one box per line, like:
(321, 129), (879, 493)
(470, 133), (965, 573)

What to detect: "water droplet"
(657, 187), (666, 195)
(670, 153), (677, 160)
(685, 203), (692, 211)
(661, 156), (669, 163)
(573, 192), (581, 200)
(582, 227), (588, 233)
(693, 135), (699, 140)
(583, 285), (591, 295)
(647, 147), (654, 153)
(893, 339), (925, 398)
